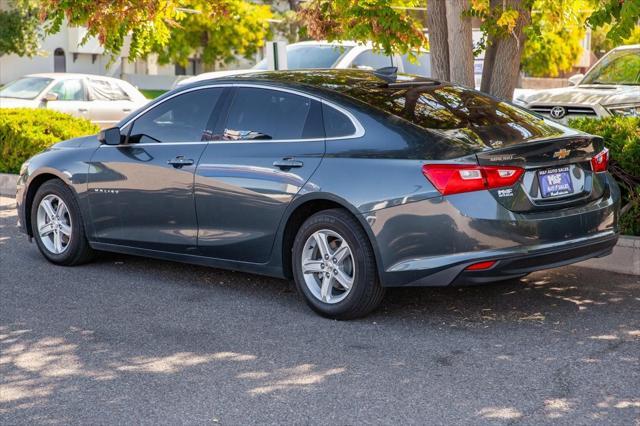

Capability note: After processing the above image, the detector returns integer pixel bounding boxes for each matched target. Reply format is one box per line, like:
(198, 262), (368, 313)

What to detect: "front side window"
(581, 49), (640, 85)
(223, 88), (321, 140)
(48, 79), (86, 101)
(128, 88), (222, 143)
(350, 50), (394, 70)
(88, 79), (130, 101)
(0, 77), (53, 100)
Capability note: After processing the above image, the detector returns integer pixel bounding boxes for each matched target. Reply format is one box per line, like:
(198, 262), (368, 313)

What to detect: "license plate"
(538, 166), (574, 198)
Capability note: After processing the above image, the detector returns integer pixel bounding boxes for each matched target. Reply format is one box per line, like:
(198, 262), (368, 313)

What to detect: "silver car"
(0, 73), (148, 128)
(516, 45), (640, 123)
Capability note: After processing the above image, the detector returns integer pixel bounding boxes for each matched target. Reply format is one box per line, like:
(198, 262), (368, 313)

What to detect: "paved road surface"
(1, 196), (639, 425)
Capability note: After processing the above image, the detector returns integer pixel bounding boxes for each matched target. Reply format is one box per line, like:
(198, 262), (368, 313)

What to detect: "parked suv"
(516, 45), (640, 123)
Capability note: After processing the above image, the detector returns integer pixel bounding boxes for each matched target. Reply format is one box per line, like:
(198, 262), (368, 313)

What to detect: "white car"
(516, 44), (640, 123)
(176, 41), (432, 87)
(0, 73), (149, 128)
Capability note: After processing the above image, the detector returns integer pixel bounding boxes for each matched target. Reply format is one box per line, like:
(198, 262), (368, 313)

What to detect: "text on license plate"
(538, 166), (573, 198)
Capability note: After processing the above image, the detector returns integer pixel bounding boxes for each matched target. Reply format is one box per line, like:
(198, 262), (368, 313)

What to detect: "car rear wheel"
(292, 209), (385, 319)
(31, 180), (93, 266)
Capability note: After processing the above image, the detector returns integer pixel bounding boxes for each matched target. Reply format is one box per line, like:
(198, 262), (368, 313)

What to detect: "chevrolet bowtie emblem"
(553, 149), (571, 159)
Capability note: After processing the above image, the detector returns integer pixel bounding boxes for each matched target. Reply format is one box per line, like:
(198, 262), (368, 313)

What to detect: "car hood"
(523, 84), (639, 106)
(175, 69), (258, 87)
(0, 98), (39, 108)
(51, 135), (100, 150)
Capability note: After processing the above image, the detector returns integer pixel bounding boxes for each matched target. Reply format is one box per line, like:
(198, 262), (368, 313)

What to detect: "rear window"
(347, 84), (562, 148)
(401, 52), (431, 76)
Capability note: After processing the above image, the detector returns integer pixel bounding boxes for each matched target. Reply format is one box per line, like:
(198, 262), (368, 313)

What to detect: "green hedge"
(569, 116), (640, 236)
(0, 108), (99, 174)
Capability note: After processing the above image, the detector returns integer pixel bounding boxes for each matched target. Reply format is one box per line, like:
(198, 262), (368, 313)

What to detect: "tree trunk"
(426, 0), (450, 81)
(479, 0), (501, 93)
(487, 0), (531, 100)
(445, 0), (474, 87)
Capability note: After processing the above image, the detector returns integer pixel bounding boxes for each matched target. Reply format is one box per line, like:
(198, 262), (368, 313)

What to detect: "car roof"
(185, 69), (443, 108)
(25, 72), (123, 81)
(612, 44), (640, 51)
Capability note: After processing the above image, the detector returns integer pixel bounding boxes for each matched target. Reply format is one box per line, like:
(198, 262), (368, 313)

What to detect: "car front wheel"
(292, 209), (385, 319)
(31, 179), (93, 266)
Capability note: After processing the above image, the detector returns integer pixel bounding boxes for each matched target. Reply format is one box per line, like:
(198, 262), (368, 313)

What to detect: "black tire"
(31, 179), (94, 266)
(292, 208), (385, 319)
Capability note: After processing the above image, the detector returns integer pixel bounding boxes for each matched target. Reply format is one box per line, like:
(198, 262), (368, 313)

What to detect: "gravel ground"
(1, 195), (639, 425)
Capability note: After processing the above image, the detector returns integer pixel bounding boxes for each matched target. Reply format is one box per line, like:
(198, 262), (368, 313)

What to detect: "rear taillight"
(422, 164), (524, 196)
(591, 148), (609, 173)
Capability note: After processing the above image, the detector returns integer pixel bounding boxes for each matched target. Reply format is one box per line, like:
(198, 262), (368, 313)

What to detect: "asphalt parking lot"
(1, 195), (639, 425)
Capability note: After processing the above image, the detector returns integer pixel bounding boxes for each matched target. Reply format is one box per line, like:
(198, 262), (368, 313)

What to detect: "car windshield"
(253, 45), (352, 70)
(581, 49), (640, 85)
(0, 77), (53, 99)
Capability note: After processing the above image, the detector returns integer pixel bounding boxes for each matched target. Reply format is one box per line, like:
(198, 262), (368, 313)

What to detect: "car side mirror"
(568, 74), (584, 86)
(98, 127), (123, 145)
(43, 92), (58, 102)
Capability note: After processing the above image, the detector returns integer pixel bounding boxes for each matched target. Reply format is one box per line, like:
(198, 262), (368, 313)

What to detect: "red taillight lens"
(422, 164), (524, 196)
(465, 260), (497, 271)
(591, 148), (609, 173)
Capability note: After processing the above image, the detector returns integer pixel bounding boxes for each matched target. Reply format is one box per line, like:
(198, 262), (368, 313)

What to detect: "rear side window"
(88, 78), (130, 101)
(322, 104), (356, 138)
(223, 88), (322, 140)
(129, 88), (222, 143)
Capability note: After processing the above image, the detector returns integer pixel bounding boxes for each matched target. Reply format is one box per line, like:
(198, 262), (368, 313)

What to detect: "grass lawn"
(140, 89), (168, 99)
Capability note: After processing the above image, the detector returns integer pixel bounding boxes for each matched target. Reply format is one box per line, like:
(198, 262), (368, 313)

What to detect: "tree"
(0, 0), (40, 57)
(588, 0), (640, 43)
(521, 0), (593, 77)
(152, 0), (272, 69)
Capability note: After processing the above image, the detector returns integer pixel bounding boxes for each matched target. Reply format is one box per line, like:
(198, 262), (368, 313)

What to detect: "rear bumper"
(367, 174), (621, 287)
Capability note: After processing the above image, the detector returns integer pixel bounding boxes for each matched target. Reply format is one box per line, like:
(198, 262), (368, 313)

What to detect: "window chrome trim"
(111, 82), (364, 146)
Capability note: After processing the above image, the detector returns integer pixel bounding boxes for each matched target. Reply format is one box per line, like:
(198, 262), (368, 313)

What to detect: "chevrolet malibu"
(16, 70), (620, 319)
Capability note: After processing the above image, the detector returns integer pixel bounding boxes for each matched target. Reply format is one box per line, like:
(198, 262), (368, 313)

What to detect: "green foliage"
(569, 116), (640, 235)
(140, 89), (167, 99)
(522, 0), (592, 77)
(588, 0), (640, 44)
(153, 0), (272, 68)
(298, 0), (428, 58)
(0, 0), (41, 57)
(592, 24), (640, 57)
(0, 109), (99, 174)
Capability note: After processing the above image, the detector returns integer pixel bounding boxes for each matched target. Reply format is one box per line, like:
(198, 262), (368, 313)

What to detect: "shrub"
(0, 108), (99, 174)
(569, 116), (640, 236)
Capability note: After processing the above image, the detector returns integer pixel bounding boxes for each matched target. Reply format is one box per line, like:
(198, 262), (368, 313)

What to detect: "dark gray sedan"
(16, 70), (620, 319)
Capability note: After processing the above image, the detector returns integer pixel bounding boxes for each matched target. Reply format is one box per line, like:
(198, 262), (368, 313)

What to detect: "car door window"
(128, 88), (222, 143)
(48, 79), (86, 101)
(88, 78), (130, 101)
(223, 88), (322, 140)
(350, 50), (394, 70)
(401, 52), (431, 76)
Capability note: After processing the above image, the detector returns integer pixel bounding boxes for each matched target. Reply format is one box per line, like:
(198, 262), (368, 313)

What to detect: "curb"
(0, 171), (637, 276)
(577, 236), (640, 276)
(0, 173), (18, 197)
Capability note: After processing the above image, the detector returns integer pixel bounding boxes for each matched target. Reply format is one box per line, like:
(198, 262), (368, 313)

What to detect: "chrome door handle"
(167, 156), (194, 168)
(122, 108), (132, 112)
(273, 158), (303, 170)
(78, 108), (88, 112)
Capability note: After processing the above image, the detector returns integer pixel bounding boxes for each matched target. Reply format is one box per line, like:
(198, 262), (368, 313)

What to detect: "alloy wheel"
(36, 194), (72, 254)
(301, 229), (355, 304)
